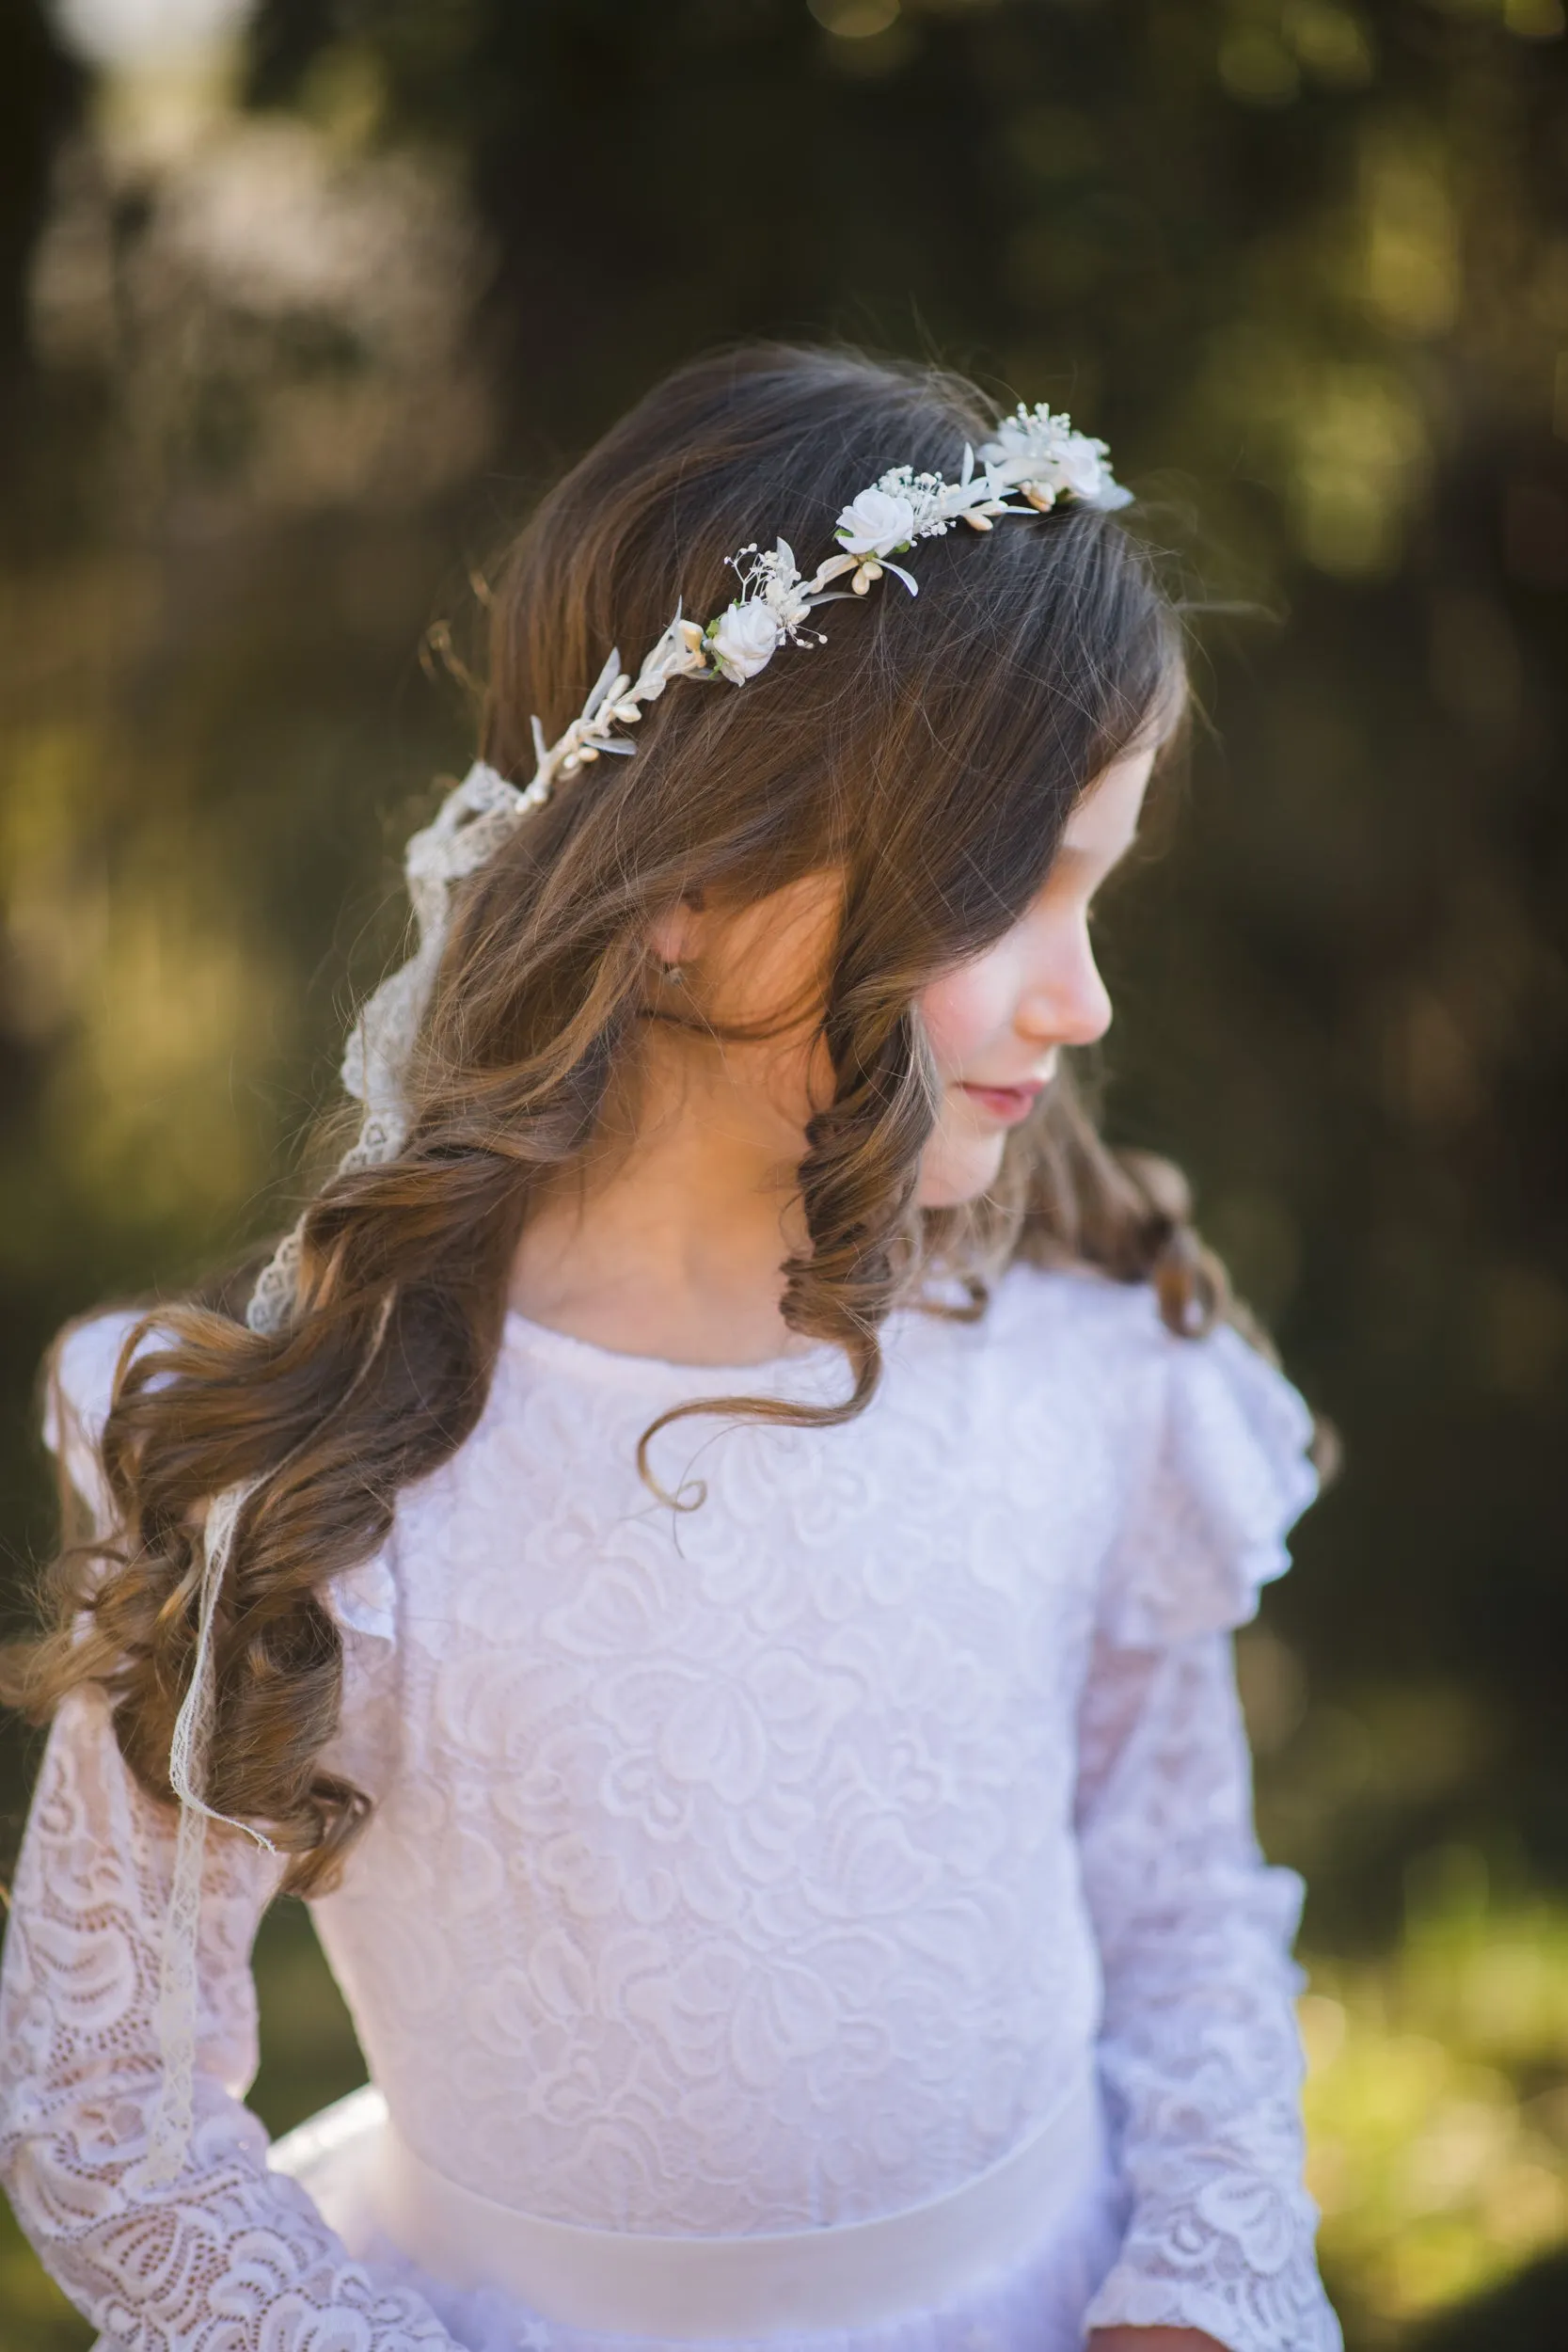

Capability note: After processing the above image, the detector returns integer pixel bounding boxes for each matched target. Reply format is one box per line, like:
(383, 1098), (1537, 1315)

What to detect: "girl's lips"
(958, 1080), (1046, 1125)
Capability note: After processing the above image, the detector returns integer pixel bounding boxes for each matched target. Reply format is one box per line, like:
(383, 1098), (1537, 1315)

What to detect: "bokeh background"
(2, 0), (1566, 2344)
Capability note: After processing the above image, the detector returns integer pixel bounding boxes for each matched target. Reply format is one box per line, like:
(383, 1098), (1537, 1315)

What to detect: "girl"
(0, 345), (1339, 2352)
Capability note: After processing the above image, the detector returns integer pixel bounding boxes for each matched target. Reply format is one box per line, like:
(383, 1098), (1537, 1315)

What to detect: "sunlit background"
(2, 1), (1566, 2345)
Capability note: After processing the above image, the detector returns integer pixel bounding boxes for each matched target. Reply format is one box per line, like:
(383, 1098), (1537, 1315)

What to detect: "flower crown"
(141, 402), (1132, 2187)
(521, 403), (1132, 802)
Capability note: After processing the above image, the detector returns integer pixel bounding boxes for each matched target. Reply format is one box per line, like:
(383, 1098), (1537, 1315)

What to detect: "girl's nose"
(1020, 928), (1113, 1048)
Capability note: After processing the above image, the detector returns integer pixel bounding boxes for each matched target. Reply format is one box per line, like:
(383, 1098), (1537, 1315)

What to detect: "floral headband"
(522, 402), (1132, 795)
(140, 403), (1131, 2185)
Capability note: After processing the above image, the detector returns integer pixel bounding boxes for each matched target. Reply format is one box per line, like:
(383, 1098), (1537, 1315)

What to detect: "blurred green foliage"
(1, 0), (1565, 2344)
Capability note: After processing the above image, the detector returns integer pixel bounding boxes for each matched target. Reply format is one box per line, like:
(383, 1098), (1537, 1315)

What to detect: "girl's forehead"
(1063, 747), (1154, 857)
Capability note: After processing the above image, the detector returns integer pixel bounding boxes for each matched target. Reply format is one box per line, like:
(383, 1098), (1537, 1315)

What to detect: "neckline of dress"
(500, 1305), (847, 1391)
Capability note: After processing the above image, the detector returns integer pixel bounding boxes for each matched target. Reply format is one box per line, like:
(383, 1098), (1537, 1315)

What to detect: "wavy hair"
(6, 343), (1222, 1893)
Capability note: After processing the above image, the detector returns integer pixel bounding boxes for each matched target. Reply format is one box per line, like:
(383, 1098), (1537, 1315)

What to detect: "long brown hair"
(6, 343), (1217, 1893)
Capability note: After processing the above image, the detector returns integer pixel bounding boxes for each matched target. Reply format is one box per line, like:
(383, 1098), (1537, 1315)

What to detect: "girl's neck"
(506, 1039), (812, 1369)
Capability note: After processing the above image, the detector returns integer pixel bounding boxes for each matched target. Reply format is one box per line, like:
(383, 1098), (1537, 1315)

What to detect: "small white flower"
(734, 539), (814, 637)
(979, 404), (1131, 510)
(836, 485), (917, 557)
(767, 580), (813, 633)
(709, 598), (783, 683)
(895, 468), (964, 542)
(1059, 435), (1114, 500)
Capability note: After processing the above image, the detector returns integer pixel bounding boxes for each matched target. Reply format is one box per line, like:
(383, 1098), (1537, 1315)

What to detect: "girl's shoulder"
(42, 1306), (397, 1645)
(43, 1306), (148, 1527)
(984, 1262), (1321, 1645)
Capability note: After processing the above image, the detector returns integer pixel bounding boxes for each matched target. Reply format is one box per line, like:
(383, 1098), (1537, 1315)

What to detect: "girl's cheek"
(917, 963), (1006, 1078)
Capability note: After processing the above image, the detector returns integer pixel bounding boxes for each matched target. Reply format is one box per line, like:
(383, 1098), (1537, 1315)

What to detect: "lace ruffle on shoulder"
(45, 1306), (399, 1646)
(42, 1308), (143, 1532)
(1100, 1295), (1319, 1647)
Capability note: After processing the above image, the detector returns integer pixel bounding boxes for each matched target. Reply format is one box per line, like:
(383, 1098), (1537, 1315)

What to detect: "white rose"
(709, 599), (783, 683)
(989, 416), (1037, 464)
(835, 485), (917, 557)
(1059, 437), (1110, 501)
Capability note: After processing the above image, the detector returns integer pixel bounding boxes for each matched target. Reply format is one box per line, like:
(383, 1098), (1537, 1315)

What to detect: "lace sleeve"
(1, 1311), (448, 2348)
(0, 1685), (457, 2350)
(1075, 1318), (1340, 2352)
(1075, 1632), (1338, 2352)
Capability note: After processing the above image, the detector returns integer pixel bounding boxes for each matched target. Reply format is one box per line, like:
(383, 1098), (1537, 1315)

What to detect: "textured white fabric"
(0, 1264), (1340, 2352)
(284, 2065), (1102, 2334)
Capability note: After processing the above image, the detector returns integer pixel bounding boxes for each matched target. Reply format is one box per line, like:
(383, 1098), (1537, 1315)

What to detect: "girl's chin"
(914, 1132), (1008, 1211)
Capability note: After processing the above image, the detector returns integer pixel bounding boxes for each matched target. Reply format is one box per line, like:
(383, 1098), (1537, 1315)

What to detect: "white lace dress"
(0, 1264), (1340, 2352)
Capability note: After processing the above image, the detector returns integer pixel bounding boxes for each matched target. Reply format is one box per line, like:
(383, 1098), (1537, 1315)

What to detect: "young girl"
(0, 345), (1339, 2352)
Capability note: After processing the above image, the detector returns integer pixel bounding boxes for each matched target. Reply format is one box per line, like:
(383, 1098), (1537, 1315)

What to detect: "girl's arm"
(0, 1311), (461, 2350)
(1073, 1316), (1341, 2352)
(0, 1681), (460, 2351)
(1074, 1629), (1334, 2352)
